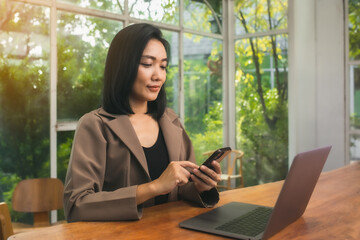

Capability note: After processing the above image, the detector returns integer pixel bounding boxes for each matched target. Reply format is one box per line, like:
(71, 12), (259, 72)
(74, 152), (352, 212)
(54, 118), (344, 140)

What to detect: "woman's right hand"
(136, 161), (198, 205)
(152, 161), (198, 195)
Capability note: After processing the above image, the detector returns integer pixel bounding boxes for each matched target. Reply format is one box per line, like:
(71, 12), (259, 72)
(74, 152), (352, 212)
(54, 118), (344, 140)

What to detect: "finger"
(199, 165), (220, 182)
(176, 171), (191, 186)
(193, 168), (217, 187)
(190, 174), (212, 192)
(179, 162), (199, 176)
(178, 161), (199, 169)
(211, 161), (222, 174)
(176, 179), (186, 186)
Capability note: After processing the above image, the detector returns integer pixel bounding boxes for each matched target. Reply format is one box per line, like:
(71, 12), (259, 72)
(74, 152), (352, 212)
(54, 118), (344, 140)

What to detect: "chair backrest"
(203, 149), (244, 175)
(225, 150), (244, 176)
(12, 178), (64, 226)
(203, 149), (244, 190)
(0, 202), (14, 240)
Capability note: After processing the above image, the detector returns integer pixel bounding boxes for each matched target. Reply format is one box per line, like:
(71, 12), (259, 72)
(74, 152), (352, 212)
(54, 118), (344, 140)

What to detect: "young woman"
(63, 23), (221, 222)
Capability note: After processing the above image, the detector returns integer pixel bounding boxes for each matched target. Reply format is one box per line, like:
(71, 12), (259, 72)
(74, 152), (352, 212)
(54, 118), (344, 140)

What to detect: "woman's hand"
(136, 160), (220, 205)
(152, 161), (199, 195)
(190, 161), (221, 193)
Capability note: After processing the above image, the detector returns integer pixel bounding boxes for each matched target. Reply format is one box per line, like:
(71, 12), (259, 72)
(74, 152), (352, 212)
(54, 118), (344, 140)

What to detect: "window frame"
(345, 0), (360, 163)
(4, 0), (290, 221)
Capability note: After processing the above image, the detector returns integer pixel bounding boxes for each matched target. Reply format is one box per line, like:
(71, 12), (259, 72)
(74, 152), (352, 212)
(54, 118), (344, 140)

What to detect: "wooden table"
(9, 162), (360, 240)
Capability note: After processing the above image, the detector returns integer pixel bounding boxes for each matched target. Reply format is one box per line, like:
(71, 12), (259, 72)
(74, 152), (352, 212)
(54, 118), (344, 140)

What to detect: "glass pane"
(235, 34), (288, 186)
(350, 134), (360, 162)
(57, 131), (74, 221)
(57, 12), (122, 120)
(184, 0), (222, 34)
(129, 0), (179, 25)
(183, 34), (223, 165)
(234, 0), (287, 35)
(349, 0), (360, 60)
(58, 0), (124, 14)
(162, 30), (179, 114)
(0, 2), (50, 224)
(350, 65), (360, 129)
(57, 131), (74, 184)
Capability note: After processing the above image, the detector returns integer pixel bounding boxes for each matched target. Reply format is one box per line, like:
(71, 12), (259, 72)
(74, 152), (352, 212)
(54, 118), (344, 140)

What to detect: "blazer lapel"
(159, 110), (183, 163)
(99, 110), (149, 177)
(98, 109), (183, 179)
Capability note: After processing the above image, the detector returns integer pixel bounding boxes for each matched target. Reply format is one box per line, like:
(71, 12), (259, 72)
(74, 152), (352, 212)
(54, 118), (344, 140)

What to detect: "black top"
(143, 129), (170, 205)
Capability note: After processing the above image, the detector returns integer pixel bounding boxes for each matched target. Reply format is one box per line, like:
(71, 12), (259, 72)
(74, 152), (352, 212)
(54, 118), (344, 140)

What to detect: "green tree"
(0, 2), (50, 223)
(348, 0), (360, 130)
(235, 0), (288, 185)
(182, 34), (224, 165)
(349, 0), (360, 60)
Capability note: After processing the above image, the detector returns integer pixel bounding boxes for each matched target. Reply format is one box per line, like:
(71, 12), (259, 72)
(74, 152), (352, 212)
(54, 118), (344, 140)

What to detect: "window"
(129, 0), (179, 25)
(183, 34), (223, 162)
(0, 1), (50, 223)
(0, 0), (288, 223)
(57, 12), (122, 120)
(348, 0), (360, 162)
(59, 0), (124, 14)
(234, 0), (288, 185)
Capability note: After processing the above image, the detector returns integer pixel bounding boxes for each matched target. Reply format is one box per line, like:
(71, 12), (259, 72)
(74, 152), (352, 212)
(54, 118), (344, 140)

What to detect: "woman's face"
(130, 39), (168, 107)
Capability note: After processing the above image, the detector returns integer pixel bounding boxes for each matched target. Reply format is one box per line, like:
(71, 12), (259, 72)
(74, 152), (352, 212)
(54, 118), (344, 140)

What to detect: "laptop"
(179, 146), (332, 240)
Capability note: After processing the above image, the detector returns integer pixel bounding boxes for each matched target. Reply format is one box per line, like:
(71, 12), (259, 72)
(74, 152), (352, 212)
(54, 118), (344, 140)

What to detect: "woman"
(63, 23), (221, 222)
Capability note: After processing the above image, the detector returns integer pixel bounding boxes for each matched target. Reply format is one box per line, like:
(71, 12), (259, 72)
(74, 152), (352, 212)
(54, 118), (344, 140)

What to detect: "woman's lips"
(147, 85), (160, 92)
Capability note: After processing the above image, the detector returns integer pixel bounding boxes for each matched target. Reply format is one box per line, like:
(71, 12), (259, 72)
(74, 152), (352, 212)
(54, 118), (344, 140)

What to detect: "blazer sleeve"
(63, 113), (143, 222)
(170, 114), (219, 207)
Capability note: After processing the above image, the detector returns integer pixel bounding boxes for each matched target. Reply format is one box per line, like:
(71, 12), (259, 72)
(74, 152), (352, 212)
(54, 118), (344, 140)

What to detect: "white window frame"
(7, 0), (290, 222)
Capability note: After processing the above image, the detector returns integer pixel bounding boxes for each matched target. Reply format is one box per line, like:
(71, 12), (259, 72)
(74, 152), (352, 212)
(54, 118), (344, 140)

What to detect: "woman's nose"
(151, 65), (164, 81)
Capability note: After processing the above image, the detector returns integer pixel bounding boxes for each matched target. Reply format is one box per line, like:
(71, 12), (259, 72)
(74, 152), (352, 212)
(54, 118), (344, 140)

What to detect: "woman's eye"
(161, 66), (167, 70)
(140, 63), (152, 67)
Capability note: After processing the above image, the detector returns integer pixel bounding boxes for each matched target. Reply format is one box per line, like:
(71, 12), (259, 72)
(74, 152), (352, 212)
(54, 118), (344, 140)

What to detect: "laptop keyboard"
(215, 206), (273, 237)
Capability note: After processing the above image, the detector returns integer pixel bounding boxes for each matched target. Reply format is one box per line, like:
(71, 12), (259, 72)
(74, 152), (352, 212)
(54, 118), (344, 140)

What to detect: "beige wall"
(289, 0), (346, 171)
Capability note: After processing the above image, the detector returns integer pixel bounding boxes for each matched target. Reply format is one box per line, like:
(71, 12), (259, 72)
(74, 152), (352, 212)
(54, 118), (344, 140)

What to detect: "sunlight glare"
(29, 45), (43, 57)
(129, 0), (167, 21)
(14, 12), (20, 23)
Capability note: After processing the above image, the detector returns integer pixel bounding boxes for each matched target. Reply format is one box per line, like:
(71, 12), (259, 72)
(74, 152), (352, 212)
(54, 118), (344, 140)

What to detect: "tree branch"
(267, 0), (287, 105)
(203, 0), (222, 34)
(116, 0), (123, 13)
(238, 10), (277, 129)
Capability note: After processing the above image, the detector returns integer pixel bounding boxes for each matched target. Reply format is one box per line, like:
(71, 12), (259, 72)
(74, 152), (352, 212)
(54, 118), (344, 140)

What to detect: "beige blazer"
(64, 108), (219, 222)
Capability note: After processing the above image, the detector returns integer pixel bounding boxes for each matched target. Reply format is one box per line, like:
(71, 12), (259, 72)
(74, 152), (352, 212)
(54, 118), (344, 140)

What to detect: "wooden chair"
(12, 178), (64, 227)
(0, 201), (49, 239)
(0, 202), (14, 240)
(202, 149), (244, 190)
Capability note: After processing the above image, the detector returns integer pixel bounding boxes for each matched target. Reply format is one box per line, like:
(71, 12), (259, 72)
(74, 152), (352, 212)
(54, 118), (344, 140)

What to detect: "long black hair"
(102, 23), (170, 120)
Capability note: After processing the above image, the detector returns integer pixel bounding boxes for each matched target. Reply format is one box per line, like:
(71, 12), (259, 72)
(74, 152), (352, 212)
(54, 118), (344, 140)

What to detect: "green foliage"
(191, 102), (223, 165)
(234, 0), (287, 34)
(184, 0), (212, 33)
(0, 58), (50, 179)
(183, 35), (223, 135)
(0, 170), (31, 222)
(237, 85), (288, 185)
(57, 133), (75, 183)
(234, 0), (288, 186)
(0, 2), (290, 225)
(349, 0), (360, 60)
(0, 2), (52, 224)
(57, 12), (121, 119)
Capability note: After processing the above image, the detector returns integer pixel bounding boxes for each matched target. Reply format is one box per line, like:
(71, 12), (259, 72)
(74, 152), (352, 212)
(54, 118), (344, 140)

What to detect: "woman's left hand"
(190, 161), (221, 193)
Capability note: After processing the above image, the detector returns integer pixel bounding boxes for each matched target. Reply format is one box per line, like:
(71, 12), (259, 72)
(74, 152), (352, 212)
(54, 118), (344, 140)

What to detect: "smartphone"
(201, 147), (232, 171)
(189, 147), (231, 181)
